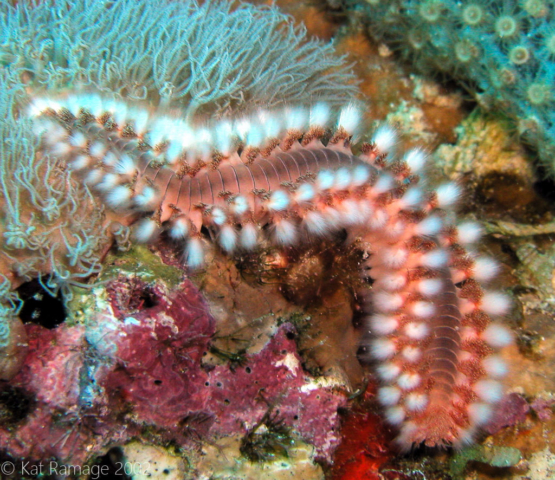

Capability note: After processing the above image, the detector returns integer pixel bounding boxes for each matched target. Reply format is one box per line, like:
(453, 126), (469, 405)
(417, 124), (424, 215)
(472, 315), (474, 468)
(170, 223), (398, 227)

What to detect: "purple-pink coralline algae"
(0, 277), (345, 466)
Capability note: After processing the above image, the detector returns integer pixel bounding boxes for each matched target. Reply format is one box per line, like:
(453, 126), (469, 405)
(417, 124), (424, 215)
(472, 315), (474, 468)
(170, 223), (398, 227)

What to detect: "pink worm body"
(30, 94), (513, 449)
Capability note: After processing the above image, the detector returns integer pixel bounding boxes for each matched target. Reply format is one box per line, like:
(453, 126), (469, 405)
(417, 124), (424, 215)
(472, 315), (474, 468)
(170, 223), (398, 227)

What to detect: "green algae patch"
(103, 245), (184, 289)
(449, 444), (522, 478)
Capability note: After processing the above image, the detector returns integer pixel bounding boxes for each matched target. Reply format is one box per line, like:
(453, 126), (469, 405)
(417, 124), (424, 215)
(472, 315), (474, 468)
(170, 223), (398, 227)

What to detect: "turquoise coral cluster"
(352, 0), (555, 176)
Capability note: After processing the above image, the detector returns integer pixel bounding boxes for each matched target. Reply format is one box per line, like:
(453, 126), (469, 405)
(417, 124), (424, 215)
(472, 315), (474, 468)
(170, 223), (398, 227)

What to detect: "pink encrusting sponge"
(28, 93), (512, 449)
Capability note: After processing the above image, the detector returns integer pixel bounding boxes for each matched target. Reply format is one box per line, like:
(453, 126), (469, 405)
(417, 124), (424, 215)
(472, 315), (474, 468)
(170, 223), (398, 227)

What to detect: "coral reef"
(0, 272), (346, 471)
(347, 0), (555, 177)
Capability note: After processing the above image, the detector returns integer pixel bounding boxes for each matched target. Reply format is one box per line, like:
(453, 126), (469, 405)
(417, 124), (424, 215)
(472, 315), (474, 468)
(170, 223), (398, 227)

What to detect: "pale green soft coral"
(0, 69), (109, 301)
(1, 0), (358, 118)
(0, 274), (20, 349)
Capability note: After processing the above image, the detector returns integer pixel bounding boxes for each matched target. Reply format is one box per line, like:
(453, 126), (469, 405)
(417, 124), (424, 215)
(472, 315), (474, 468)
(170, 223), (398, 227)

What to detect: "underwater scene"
(0, 0), (554, 478)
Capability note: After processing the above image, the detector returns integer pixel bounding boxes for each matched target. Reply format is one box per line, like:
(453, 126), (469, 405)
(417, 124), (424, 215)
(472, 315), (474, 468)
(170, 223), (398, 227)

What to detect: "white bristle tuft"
(435, 183), (461, 208)
(46, 98), (63, 113)
(259, 111), (281, 139)
(246, 124), (264, 147)
(399, 188), (423, 209)
(84, 169), (104, 186)
(371, 338), (397, 360)
(84, 95), (103, 117)
(214, 121), (233, 154)
(473, 257), (499, 282)
(322, 206), (343, 230)
(337, 104), (361, 134)
(420, 249), (449, 268)
(219, 225), (237, 252)
(482, 324), (513, 348)
(186, 237), (205, 269)
(180, 126), (196, 150)
(309, 103), (331, 127)
(303, 211), (330, 237)
(369, 314), (399, 335)
(113, 104), (128, 126)
(316, 170), (334, 190)
(368, 209), (389, 230)
(148, 123), (169, 147)
(375, 274), (407, 291)
(474, 380), (503, 403)
(102, 152), (118, 167)
(62, 97), (79, 116)
(27, 98), (49, 117)
(373, 174), (394, 194)
(410, 301), (435, 319)
(134, 186), (157, 208)
(166, 141), (183, 164)
(385, 220), (407, 239)
(132, 109), (149, 135)
(404, 322), (429, 340)
(169, 217), (189, 240)
(45, 124), (68, 146)
(468, 403), (493, 426)
(417, 278), (443, 297)
(134, 218), (158, 243)
(240, 223), (258, 250)
(267, 190), (290, 212)
(415, 216), (442, 236)
(401, 346), (421, 363)
(481, 292), (511, 316)
(114, 155), (137, 176)
(482, 356), (508, 378)
(398, 372), (421, 390)
(70, 155), (91, 171)
(457, 222), (482, 245)
(373, 292), (404, 312)
(454, 428), (477, 448)
(337, 200), (366, 226)
(234, 118), (251, 142)
(378, 387), (401, 406)
(294, 183), (315, 203)
(377, 363), (401, 381)
(334, 168), (351, 190)
(382, 247), (409, 269)
(89, 141), (106, 158)
(31, 119), (48, 137)
(405, 393), (428, 412)
(385, 407), (406, 425)
(286, 107), (308, 130)
(51, 141), (72, 156)
(372, 125), (397, 154)
(211, 207), (227, 226)
(96, 173), (120, 192)
(404, 149), (427, 173)
(351, 165), (370, 186)
(197, 128), (212, 148)
(106, 185), (133, 208)
(274, 219), (297, 245)
(103, 99), (119, 117)
(69, 131), (87, 148)
(230, 195), (249, 216)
